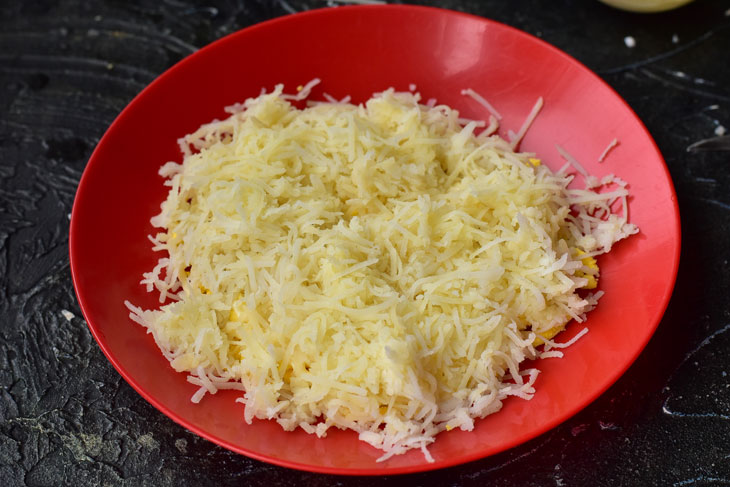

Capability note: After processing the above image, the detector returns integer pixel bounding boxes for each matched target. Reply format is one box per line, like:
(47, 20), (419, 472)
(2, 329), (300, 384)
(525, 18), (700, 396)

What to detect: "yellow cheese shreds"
(126, 85), (638, 462)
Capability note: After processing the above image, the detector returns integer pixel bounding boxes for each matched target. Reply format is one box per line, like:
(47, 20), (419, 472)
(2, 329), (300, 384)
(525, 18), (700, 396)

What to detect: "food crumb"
(408, 83), (417, 91)
(137, 433), (159, 450)
(61, 309), (75, 322)
(624, 36), (636, 48)
(599, 421), (619, 430)
(715, 125), (726, 136)
(174, 438), (188, 454)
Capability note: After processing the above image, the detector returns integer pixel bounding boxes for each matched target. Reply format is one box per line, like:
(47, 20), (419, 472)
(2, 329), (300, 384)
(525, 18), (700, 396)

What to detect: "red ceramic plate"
(70, 5), (680, 475)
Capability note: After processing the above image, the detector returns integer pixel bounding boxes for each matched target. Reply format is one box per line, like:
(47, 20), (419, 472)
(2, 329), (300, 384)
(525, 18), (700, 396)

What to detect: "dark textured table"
(2, 1), (729, 485)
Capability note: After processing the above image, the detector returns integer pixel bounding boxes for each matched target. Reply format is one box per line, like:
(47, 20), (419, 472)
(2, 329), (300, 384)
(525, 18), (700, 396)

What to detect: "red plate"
(70, 5), (680, 475)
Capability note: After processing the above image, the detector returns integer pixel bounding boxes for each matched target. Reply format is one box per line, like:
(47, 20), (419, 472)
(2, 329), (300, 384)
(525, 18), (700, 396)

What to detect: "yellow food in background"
(598, 0), (693, 12)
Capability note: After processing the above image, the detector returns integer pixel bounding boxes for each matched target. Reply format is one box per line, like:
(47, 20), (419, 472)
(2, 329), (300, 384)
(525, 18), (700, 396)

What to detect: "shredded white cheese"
(127, 85), (638, 462)
(461, 88), (502, 120)
(510, 97), (544, 151)
(598, 138), (619, 163)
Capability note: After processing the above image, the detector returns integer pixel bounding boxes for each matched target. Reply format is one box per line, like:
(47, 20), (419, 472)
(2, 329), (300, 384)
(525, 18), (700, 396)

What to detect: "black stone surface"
(1, 0), (729, 485)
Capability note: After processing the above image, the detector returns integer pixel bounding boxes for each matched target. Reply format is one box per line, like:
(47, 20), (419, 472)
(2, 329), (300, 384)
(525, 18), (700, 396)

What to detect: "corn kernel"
(533, 324), (564, 346)
(229, 298), (246, 321)
(584, 274), (598, 289)
(582, 255), (598, 270)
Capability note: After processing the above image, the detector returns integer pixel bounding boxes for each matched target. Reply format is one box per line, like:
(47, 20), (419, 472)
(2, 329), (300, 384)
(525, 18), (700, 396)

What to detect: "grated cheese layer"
(127, 85), (638, 462)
